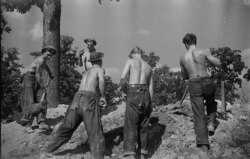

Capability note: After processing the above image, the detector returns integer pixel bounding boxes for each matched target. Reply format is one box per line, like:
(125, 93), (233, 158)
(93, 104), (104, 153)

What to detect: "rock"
(239, 116), (247, 121)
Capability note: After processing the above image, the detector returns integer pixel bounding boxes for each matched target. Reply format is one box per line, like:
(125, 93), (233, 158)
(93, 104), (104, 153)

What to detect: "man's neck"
(92, 64), (101, 68)
(188, 45), (196, 51)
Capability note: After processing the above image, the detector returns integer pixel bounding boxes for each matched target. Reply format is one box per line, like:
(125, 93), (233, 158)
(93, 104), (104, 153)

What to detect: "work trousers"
(46, 90), (105, 159)
(188, 77), (217, 146)
(20, 72), (46, 124)
(123, 84), (152, 156)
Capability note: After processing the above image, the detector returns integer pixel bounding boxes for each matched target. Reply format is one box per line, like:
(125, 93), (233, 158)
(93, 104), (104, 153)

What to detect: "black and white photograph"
(1, 0), (250, 158)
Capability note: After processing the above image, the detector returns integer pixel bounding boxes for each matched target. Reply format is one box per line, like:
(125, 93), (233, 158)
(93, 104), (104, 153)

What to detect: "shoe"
(200, 145), (209, 152)
(207, 122), (215, 136)
(39, 122), (50, 130)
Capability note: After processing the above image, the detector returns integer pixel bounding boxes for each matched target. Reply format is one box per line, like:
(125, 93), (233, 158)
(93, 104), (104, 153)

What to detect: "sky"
(2, 0), (250, 82)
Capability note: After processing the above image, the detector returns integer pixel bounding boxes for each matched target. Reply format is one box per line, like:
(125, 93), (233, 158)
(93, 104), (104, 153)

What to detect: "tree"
(208, 47), (246, 103)
(143, 51), (160, 68)
(59, 35), (82, 104)
(1, 0), (61, 107)
(1, 47), (23, 119)
(243, 69), (250, 81)
(0, 8), (11, 39)
(104, 76), (121, 106)
(153, 65), (186, 106)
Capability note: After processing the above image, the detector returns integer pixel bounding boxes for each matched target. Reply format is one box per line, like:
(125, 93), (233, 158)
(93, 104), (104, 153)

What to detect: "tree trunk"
(43, 0), (61, 107)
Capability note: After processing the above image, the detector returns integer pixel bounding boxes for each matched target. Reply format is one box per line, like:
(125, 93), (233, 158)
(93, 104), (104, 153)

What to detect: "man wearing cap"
(78, 38), (97, 72)
(44, 52), (107, 159)
(20, 45), (56, 133)
(180, 33), (221, 151)
(119, 46), (153, 159)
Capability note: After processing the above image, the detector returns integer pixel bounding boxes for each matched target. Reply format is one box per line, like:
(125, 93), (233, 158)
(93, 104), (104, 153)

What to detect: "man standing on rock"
(78, 38), (97, 73)
(44, 52), (107, 159)
(119, 46), (153, 159)
(179, 33), (221, 151)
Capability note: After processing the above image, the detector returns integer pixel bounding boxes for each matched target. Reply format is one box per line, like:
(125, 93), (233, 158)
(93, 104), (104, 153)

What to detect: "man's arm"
(205, 49), (221, 66)
(35, 59), (45, 89)
(119, 59), (131, 92)
(149, 70), (153, 101)
(78, 51), (84, 67)
(98, 69), (105, 98)
(45, 63), (54, 79)
(180, 59), (188, 80)
(120, 59), (131, 80)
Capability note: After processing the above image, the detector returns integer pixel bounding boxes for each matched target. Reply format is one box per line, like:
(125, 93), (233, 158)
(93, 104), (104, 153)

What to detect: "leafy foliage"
(104, 76), (121, 106)
(59, 35), (82, 104)
(143, 51), (160, 68)
(208, 47), (246, 103)
(1, 0), (44, 14)
(0, 8), (11, 38)
(153, 65), (186, 106)
(243, 69), (250, 81)
(1, 47), (23, 119)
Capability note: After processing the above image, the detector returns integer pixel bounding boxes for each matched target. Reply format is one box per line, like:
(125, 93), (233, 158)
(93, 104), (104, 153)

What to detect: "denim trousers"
(20, 72), (46, 124)
(188, 77), (217, 146)
(123, 84), (152, 156)
(46, 90), (105, 159)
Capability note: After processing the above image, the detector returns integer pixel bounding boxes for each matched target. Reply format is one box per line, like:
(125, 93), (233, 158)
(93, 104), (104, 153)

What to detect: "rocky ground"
(1, 101), (250, 159)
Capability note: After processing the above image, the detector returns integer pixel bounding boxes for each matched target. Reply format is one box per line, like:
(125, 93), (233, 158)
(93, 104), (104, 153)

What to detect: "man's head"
(88, 52), (104, 66)
(41, 46), (57, 59)
(129, 46), (143, 58)
(84, 38), (97, 52)
(183, 33), (197, 49)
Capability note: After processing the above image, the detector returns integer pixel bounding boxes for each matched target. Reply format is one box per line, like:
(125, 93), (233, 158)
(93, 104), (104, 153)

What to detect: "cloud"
(243, 0), (250, 5)
(30, 21), (43, 40)
(242, 48), (250, 67)
(137, 29), (150, 36)
(170, 67), (181, 72)
(4, 10), (25, 19)
(20, 67), (29, 75)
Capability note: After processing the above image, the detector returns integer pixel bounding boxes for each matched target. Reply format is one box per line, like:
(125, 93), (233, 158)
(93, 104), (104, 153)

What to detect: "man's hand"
(99, 97), (107, 108)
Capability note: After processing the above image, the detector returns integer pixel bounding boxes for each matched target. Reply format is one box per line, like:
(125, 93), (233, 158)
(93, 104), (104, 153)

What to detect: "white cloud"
(20, 67), (29, 75)
(30, 21), (43, 40)
(170, 67), (181, 72)
(137, 29), (150, 36)
(4, 10), (25, 19)
(243, 0), (250, 6)
(242, 48), (250, 67)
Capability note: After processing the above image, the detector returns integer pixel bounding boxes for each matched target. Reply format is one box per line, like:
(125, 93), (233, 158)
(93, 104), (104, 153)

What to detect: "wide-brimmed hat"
(41, 45), (57, 55)
(88, 52), (104, 62)
(84, 38), (97, 46)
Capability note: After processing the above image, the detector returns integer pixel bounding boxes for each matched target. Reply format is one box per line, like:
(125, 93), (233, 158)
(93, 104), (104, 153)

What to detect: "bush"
(1, 47), (23, 119)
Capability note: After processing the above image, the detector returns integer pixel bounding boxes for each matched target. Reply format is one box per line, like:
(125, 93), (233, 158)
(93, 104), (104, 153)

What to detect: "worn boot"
(207, 122), (215, 136)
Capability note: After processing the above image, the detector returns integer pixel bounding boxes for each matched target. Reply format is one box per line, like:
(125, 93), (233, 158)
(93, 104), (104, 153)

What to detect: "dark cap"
(41, 45), (57, 55)
(88, 52), (104, 62)
(84, 38), (97, 46)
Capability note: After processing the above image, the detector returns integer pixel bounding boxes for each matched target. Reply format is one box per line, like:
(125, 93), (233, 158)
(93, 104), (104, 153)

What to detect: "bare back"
(128, 58), (152, 84)
(180, 49), (208, 79)
(79, 67), (104, 93)
(180, 49), (220, 79)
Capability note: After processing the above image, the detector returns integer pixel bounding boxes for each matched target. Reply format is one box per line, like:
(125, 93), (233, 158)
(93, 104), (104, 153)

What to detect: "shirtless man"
(20, 46), (56, 132)
(45, 52), (106, 159)
(78, 38), (97, 72)
(179, 33), (221, 151)
(119, 46), (153, 159)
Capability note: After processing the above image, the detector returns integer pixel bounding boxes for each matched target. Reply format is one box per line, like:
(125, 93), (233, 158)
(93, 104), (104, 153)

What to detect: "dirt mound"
(1, 101), (250, 159)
